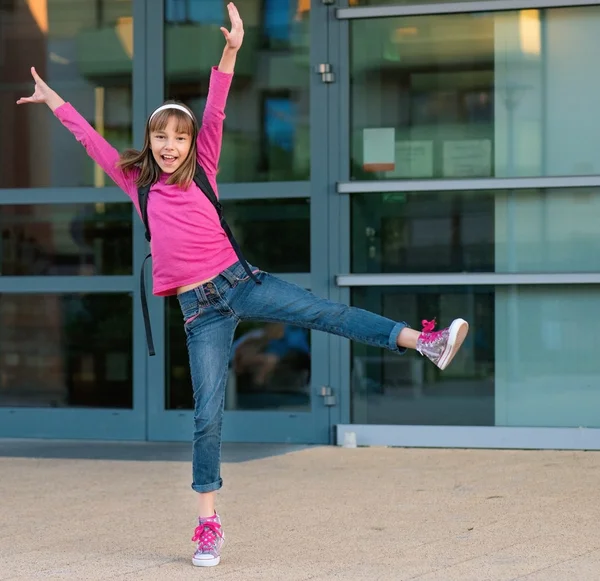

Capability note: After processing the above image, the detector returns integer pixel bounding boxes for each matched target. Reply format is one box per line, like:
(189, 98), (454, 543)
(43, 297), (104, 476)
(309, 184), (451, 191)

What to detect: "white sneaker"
(191, 512), (224, 567)
(416, 318), (469, 371)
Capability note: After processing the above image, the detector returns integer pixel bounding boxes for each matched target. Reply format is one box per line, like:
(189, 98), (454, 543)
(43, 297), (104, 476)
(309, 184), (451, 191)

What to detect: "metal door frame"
(145, 0), (336, 444)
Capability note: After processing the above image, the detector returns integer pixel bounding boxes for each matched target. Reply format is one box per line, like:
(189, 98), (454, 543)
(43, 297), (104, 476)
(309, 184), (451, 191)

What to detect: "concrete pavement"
(2, 440), (600, 580)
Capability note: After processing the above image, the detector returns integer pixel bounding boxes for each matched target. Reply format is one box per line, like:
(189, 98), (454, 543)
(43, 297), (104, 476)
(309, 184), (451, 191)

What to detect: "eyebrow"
(152, 130), (189, 136)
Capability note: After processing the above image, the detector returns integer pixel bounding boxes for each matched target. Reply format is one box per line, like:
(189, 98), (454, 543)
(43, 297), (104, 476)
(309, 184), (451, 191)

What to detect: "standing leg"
(231, 271), (468, 370)
(179, 294), (236, 567)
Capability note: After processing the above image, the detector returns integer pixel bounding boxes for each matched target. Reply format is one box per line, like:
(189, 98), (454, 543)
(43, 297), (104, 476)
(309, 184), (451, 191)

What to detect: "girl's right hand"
(17, 67), (64, 111)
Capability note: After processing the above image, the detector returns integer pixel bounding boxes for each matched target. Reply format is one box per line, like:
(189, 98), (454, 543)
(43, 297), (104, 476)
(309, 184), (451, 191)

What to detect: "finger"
(16, 97), (34, 104)
(31, 66), (46, 87)
(220, 27), (229, 40)
(228, 3), (241, 23)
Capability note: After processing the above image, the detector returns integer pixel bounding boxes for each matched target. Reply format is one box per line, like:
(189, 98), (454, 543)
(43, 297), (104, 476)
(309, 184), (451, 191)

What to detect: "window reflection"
(222, 198), (310, 272)
(164, 0), (310, 182)
(0, 204), (132, 275)
(352, 284), (600, 429)
(0, 293), (133, 408)
(351, 286), (493, 427)
(351, 188), (600, 275)
(0, 0), (133, 188)
(167, 308), (311, 411)
(229, 323), (310, 410)
(350, 7), (600, 180)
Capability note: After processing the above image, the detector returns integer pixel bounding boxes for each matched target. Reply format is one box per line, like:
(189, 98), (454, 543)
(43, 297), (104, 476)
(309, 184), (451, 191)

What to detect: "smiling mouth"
(161, 155), (178, 164)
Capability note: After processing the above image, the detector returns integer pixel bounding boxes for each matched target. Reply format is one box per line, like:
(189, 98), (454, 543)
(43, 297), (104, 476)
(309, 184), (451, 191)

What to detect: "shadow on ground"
(0, 439), (313, 463)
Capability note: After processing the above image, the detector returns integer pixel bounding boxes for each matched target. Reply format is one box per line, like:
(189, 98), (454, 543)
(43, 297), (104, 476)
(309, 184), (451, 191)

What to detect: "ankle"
(397, 327), (420, 350)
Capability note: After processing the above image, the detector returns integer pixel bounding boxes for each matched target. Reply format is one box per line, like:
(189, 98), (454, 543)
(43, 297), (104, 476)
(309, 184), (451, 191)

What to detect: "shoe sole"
(192, 535), (224, 567)
(437, 318), (469, 371)
(192, 556), (220, 567)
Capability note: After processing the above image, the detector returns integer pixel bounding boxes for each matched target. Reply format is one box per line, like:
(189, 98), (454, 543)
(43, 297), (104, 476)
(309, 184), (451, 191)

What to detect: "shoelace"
(192, 520), (223, 552)
(422, 319), (436, 333)
(419, 319), (444, 345)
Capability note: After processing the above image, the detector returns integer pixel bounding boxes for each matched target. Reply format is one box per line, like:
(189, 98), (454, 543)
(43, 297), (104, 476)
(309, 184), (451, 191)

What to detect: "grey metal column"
(310, 0), (339, 444)
(143, 0), (167, 440)
(132, 0), (150, 436)
(327, 4), (352, 430)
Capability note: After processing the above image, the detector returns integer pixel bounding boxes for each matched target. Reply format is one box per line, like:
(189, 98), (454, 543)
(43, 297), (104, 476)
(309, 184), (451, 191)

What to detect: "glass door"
(332, 0), (600, 450)
(0, 0), (147, 441)
(146, 0), (335, 444)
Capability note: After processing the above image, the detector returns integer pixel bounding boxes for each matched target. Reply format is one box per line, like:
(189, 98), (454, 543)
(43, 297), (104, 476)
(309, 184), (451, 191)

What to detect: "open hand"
(16, 67), (53, 105)
(220, 2), (244, 51)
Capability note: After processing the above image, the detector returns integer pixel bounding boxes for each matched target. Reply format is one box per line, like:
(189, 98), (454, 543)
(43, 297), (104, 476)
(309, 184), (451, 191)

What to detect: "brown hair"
(117, 101), (198, 190)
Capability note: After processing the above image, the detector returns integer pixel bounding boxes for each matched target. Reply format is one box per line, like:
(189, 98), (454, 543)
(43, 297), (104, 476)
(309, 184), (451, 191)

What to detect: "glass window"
(164, 0), (310, 182)
(351, 188), (600, 274)
(222, 198), (310, 272)
(0, 0), (133, 188)
(0, 293), (133, 408)
(167, 308), (311, 412)
(351, 285), (600, 428)
(350, 7), (600, 180)
(0, 203), (133, 275)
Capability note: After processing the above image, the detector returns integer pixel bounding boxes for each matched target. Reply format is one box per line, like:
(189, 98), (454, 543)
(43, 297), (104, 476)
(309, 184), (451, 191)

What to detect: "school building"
(1, 0), (600, 449)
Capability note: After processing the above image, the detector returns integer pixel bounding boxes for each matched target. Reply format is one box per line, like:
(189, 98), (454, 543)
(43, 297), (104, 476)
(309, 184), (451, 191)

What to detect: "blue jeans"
(177, 261), (407, 493)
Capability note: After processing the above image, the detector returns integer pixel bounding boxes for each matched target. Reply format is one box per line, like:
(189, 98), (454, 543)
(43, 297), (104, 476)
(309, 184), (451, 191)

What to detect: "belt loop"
(194, 285), (209, 303)
(220, 267), (238, 287)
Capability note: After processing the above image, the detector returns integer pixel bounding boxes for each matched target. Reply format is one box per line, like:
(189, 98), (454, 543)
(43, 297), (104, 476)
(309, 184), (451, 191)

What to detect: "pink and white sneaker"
(416, 318), (469, 371)
(191, 512), (224, 567)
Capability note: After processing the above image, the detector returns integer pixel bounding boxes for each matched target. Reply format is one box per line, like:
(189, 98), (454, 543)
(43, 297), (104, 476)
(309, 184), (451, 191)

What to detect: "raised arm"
(196, 2), (242, 176)
(17, 67), (136, 199)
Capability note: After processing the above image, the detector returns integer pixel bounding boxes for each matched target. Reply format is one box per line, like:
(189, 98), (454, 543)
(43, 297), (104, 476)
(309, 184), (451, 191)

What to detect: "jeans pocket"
(184, 309), (203, 326)
(180, 300), (202, 326)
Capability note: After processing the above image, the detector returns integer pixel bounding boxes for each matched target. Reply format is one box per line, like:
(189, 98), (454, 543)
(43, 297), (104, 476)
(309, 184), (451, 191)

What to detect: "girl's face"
(150, 116), (193, 173)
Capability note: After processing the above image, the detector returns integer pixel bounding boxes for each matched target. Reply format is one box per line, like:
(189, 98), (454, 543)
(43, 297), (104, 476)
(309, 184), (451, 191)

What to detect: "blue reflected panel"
(166, 0), (223, 23)
(263, 0), (293, 43)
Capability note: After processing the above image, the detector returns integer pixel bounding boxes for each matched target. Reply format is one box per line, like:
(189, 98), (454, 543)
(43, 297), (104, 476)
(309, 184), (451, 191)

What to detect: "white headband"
(149, 104), (194, 122)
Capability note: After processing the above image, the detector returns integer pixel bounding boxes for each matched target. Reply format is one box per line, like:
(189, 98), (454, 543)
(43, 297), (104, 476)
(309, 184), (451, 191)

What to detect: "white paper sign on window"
(363, 128), (395, 172)
(390, 141), (434, 178)
(443, 139), (492, 178)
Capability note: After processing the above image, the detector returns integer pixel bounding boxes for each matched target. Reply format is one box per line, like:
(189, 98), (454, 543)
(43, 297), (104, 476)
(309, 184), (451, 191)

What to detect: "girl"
(17, 2), (468, 568)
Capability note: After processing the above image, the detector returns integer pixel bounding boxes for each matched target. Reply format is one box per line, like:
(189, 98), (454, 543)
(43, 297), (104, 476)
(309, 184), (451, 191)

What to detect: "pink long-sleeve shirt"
(54, 66), (239, 296)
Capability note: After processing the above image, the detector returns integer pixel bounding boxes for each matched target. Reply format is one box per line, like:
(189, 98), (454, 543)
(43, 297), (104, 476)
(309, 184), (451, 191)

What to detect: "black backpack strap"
(138, 182), (155, 356)
(140, 252), (155, 356)
(193, 163), (261, 285)
(138, 182), (152, 243)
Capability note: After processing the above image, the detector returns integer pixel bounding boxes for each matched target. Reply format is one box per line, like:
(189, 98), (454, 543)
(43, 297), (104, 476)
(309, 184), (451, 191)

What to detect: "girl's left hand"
(220, 3), (244, 51)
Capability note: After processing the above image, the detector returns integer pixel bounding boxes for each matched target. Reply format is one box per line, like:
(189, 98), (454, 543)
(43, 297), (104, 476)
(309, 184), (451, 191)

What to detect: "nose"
(162, 137), (177, 150)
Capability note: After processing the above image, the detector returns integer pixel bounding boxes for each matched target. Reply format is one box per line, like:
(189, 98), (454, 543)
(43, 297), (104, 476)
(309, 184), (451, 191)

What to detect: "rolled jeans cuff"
(388, 321), (408, 354)
(191, 478), (223, 493)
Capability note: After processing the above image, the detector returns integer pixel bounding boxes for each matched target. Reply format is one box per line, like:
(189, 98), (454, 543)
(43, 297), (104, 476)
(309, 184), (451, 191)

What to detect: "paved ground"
(2, 439), (600, 580)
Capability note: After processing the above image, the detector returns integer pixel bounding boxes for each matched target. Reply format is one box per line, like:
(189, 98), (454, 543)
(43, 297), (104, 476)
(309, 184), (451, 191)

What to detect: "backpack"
(138, 162), (260, 356)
